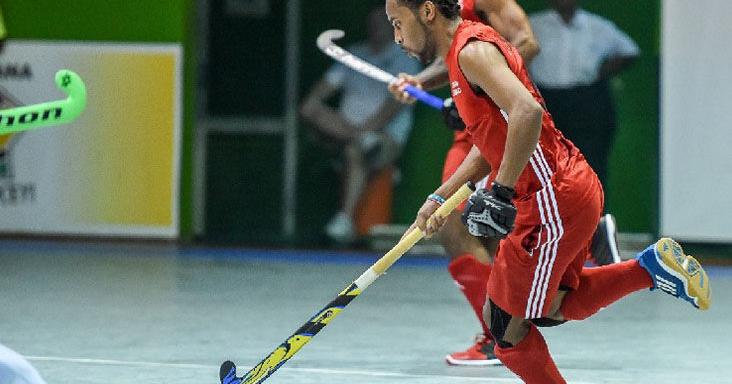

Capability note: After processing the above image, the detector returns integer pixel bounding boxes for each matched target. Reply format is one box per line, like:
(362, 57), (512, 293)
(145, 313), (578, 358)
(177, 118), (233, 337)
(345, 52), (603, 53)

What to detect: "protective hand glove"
(462, 182), (517, 239)
(442, 97), (466, 131)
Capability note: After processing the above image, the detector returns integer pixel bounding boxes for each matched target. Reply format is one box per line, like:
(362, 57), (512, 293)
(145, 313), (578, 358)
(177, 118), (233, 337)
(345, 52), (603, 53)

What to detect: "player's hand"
(402, 198), (445, 240)
(462, 183), (517, 239)
(442, 97), (466, 131)
(388, 73), (422, 105)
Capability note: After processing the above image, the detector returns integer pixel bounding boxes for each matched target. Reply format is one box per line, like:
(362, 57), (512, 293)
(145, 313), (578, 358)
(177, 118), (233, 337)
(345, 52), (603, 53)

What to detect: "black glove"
(441, 97), (465, 131)
(462, 182), (517, 239)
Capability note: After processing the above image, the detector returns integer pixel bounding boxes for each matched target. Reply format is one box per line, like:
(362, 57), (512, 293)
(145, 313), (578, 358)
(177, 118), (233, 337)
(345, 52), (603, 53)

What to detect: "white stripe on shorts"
(525, 146), (564, 319)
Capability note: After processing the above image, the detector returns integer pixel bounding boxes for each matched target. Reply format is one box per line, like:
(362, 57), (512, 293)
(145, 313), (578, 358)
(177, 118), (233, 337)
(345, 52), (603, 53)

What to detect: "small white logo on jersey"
(451, 81), (462, 97)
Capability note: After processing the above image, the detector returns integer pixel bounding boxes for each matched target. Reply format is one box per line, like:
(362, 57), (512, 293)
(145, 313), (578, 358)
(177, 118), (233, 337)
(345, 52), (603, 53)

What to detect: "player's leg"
(439, 137), (501, 365)
(484, 300), (566, 384)
(484, 237), (571, 384)
(481, 170), (606, 382)
(442, 211), (501, 365)
(528, 169), (710, 322)
(547, 237), (711, 322)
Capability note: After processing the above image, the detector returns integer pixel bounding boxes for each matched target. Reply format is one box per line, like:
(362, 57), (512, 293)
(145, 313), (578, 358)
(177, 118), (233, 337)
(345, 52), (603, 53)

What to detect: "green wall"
(2, 0), (197, 239)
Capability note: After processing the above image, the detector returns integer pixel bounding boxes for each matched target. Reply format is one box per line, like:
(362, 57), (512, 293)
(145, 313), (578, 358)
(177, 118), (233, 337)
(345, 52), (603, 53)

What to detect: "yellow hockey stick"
(219, 182), (476, 384)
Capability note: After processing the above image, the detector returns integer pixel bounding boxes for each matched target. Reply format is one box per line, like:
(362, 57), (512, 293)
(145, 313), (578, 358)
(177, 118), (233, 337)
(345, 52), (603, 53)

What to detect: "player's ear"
(422, 1), (436, 23)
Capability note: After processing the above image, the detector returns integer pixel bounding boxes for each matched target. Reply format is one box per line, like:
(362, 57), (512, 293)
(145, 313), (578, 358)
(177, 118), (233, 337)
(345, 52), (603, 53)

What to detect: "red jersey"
(460, 0), (484, 23)
(445, 21), (583, 202)
(449, 0), (485, 148)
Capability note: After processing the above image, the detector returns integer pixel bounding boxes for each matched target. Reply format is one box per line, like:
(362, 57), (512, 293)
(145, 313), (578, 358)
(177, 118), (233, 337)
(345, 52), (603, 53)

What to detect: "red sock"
(448, 254), (492, 338)
(494, 324), (566, 384)
(560, 259), (653, 320)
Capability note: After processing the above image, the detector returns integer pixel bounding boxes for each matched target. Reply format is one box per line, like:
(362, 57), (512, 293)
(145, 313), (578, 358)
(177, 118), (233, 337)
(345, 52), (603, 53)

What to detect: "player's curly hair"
(397, 0), (461, 19)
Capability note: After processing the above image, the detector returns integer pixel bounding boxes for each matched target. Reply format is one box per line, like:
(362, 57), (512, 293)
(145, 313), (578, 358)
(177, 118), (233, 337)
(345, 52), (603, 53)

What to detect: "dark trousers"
(539, 81), (616, 188)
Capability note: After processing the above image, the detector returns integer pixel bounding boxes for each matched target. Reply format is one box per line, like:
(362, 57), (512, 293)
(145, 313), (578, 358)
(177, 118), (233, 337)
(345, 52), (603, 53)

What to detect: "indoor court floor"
(1, 240), (730, 384)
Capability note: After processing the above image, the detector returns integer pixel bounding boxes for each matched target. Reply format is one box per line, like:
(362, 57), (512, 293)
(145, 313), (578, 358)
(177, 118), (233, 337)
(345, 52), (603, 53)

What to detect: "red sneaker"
(445, 334), (502, 366)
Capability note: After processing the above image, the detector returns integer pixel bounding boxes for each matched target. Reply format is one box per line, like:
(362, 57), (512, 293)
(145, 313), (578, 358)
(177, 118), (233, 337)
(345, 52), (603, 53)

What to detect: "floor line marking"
(25, 355), (597, 383)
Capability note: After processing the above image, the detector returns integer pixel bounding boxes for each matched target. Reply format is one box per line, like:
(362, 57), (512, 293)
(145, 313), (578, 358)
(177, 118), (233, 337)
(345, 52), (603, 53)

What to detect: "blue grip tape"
(404, 84), (445, 110)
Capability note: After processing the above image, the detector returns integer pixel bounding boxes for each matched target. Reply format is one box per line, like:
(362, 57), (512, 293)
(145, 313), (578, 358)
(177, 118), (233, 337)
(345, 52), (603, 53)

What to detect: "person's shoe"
(590, 213), (621, 265)
(636, 238), (711, 310)
(445, 334), (502, 366)
(325, 211), (356, 244)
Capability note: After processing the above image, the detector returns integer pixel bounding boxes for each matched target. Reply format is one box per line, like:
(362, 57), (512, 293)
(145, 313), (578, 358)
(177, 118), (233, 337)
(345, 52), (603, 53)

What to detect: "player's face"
(385, 0), (437, 65)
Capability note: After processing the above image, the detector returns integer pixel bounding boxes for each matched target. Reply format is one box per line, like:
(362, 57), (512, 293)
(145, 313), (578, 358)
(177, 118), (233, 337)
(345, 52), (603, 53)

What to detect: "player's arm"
(300, 77), (356, 139)
(413, 57), (450, 91)
(435, 145), (491, 198)
(477, 0), (540, 64)
(411, 145), (491, 236)
(459, 40), (543, 189)
(388, 62), (449, 105)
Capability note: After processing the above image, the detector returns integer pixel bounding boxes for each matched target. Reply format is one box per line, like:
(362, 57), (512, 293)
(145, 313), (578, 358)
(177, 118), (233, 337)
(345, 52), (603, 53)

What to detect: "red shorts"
(487, 156), (604, 319)
(442, 131), (473, 210)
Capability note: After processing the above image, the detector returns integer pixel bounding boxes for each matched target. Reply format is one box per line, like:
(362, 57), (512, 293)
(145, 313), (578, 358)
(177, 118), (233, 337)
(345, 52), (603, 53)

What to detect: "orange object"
(354, 166), (394, 236)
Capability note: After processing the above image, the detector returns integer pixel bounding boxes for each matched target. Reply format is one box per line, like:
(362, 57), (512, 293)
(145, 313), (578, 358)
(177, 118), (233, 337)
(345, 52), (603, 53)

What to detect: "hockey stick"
(220, 182), (476, 384)
(0, 70), (87, 134)
(317, 29), (445, 110)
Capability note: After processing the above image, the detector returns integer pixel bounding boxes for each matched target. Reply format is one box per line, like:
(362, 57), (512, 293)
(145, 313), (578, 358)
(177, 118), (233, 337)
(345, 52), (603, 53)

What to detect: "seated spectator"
(301, 6), (420, 244)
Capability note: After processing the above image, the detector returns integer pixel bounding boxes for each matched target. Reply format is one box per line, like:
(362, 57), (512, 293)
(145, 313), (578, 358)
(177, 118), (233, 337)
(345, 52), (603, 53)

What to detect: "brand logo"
(655, 274), (678, 296)
(0, 62), (33, 80)
(0, 88), (37, 206)
(451, 81), (462, 97)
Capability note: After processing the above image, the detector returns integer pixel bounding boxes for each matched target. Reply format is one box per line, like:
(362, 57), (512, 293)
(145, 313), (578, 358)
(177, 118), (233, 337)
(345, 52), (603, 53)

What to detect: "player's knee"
(440, 215), (490, 261)
(487, 300), (514, 348)
(530, 317), (567, 328)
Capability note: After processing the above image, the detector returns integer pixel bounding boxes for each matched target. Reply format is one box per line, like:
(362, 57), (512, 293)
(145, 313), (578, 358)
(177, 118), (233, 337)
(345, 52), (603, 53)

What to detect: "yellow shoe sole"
(656, 238), (712, 310)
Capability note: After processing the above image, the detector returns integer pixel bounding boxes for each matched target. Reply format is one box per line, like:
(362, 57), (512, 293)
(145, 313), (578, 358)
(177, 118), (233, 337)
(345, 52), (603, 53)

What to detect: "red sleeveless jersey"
(445, 21), (581, 200)
(448, 1), (484, 157)
(460, 0), (483, 22)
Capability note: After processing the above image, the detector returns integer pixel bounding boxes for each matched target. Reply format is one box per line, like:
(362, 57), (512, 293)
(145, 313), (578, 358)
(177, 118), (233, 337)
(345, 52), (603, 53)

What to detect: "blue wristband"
(427, 193), (446, 205)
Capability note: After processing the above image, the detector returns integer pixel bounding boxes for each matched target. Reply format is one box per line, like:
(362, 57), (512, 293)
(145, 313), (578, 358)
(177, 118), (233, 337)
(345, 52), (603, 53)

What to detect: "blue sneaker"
(636, 238), (711, 310)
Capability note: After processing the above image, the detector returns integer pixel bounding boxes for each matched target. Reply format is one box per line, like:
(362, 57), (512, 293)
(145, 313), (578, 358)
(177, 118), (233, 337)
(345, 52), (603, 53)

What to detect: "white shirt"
(529, 9), (640, 88)
(324, 43), (421, 146)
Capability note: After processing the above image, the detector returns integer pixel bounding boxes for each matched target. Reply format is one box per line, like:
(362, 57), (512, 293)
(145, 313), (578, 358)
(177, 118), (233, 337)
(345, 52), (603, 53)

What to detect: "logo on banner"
(0, 62), (33, 80)
(0, 87), (37, 206)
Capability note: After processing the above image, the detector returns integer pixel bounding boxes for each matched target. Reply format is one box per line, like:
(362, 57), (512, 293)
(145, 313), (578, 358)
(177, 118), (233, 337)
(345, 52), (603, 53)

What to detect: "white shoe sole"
(445, 355), (503, 366)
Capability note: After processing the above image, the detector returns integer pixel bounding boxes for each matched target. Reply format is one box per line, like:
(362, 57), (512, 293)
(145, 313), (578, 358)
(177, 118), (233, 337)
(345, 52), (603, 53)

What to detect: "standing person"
(528, 0), (640, 188)
(301, 6), (421, 244)
(385, 1), (711, 382)
(0, 344), (47, 384)
(388, 0), (619, 366)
